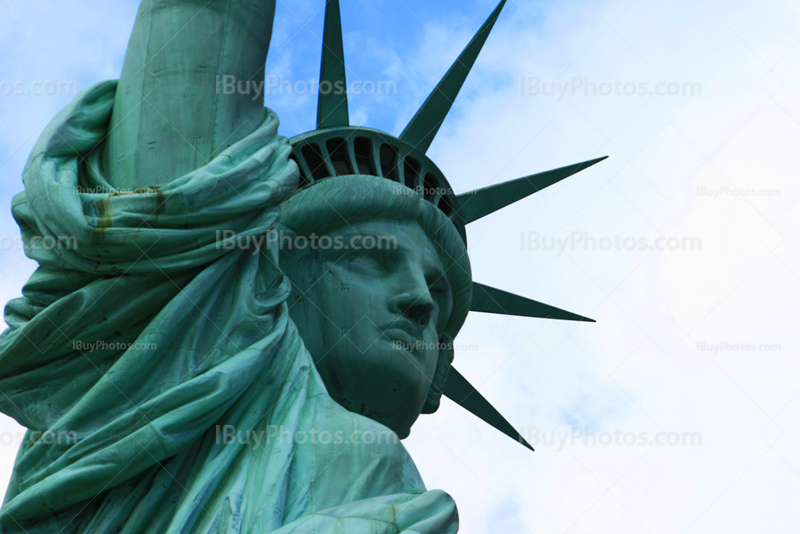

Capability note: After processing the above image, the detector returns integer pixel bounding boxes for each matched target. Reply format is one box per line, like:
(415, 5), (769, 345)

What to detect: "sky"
(1, 0), (799, 532)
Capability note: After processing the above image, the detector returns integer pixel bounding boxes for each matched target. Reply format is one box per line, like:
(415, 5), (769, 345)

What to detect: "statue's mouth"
(380, 321), (425, 358)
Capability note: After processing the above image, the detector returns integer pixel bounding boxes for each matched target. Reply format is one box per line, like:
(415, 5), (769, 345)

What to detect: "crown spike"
(472, 282), (596, 322)
(399, 0), (506, 153)
(457, 157), (608, 224)
(443, 367), (534, 451)
(317, 0), (349, 129)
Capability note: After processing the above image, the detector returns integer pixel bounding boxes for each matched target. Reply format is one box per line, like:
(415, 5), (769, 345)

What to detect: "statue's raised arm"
(105, 0), (276, 189)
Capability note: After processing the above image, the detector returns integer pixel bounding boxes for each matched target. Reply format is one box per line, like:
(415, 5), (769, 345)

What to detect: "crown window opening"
(379, 144), (400, 183)
(404, 157), (421, 190)
(301, 144), (329, 181)
(354, 137), (377, 176)
(438, 195), (455, 217)
(423, 173), (442, 202)
(326, 138), (353, 176)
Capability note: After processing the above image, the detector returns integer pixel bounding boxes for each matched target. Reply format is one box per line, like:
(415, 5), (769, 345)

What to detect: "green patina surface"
(0, 1), (603, 532)
(0, 81), (457, 533)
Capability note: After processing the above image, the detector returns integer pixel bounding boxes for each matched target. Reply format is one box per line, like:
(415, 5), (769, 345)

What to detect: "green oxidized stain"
(94, 198), (113, 229)
(154, 190), (166, 217)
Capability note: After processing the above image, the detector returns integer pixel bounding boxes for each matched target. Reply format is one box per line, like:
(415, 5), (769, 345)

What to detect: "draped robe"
(0, 81), (458, 534)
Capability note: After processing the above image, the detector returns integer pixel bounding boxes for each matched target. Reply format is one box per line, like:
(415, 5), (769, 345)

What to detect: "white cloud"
(402, 0), (800, 532)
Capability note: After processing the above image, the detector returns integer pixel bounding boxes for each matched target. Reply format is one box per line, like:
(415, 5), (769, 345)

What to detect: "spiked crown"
(288, 0), (606, 451)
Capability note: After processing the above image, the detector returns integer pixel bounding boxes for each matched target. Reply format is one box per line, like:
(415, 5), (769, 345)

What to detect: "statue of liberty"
(0, 0), (603, 532)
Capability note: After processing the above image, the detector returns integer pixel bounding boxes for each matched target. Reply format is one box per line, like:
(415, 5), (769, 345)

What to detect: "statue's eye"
(344, 252), (385, 273)
(426, 271), (449, 298)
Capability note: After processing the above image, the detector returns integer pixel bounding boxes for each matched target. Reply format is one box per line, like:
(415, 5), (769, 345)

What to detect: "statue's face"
(285, 220), (453, 439)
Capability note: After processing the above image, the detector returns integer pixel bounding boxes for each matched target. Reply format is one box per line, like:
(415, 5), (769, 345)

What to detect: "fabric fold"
(0, 81), (457, 534)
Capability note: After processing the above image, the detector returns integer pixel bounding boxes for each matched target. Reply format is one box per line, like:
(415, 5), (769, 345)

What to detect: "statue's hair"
(278, 175), (472, 413)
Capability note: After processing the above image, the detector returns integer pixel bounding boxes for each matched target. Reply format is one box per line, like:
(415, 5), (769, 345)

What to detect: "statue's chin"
(327, 390), (422, 440)
(313, 347), (431, 439)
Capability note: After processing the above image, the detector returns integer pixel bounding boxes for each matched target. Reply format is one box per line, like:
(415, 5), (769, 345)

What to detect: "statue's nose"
(402, 301), (435, 329)
(389, 270), (436, 329)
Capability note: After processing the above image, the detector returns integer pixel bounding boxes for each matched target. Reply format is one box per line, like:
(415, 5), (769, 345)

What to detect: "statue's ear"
(421, 335), (455, 415)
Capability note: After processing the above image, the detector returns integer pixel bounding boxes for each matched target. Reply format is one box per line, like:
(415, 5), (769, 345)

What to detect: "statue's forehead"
(327, 220), (442, 265)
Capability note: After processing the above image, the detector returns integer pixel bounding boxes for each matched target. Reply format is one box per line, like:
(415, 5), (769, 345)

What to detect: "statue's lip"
(379, 319), (424, 338)
(382, 328), (418, 346)
(380, 322), (425, 354)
